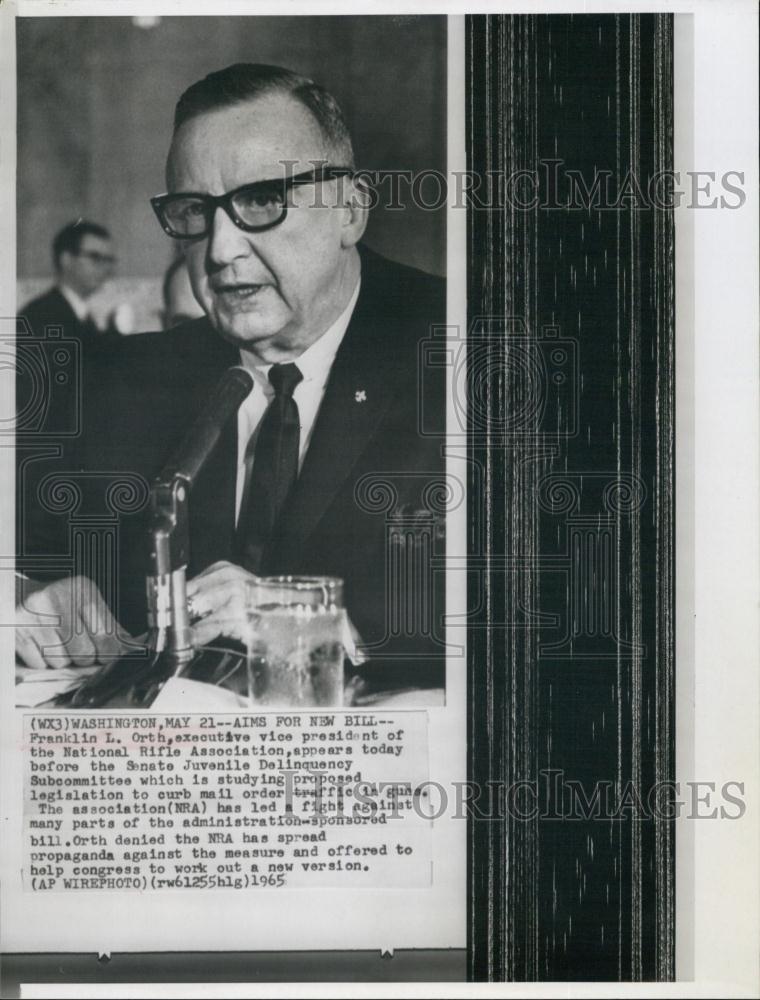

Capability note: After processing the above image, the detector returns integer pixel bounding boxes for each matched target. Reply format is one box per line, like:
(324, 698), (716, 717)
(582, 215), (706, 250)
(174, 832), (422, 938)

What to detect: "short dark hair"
(173, 63), (355, 167)
(52, 220), (110, 269)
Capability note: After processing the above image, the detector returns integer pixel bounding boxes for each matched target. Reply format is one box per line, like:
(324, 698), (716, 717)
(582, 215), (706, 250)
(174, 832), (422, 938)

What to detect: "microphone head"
(154, 364), (255, 489)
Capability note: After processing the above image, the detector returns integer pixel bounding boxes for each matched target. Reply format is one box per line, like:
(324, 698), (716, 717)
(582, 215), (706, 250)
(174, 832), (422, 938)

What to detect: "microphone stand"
(68, 367), (254, 708)
(146, 471), (194, 673)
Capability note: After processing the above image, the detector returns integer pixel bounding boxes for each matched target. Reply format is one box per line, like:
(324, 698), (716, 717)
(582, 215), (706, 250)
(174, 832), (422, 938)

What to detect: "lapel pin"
(354, 389), (367, 403)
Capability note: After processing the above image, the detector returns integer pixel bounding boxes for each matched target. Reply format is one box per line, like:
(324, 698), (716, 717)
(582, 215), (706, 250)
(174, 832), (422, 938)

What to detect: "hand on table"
(186, 561), (364, 661)
(186, 561), (256, 646)
(16, 575), (132, 670)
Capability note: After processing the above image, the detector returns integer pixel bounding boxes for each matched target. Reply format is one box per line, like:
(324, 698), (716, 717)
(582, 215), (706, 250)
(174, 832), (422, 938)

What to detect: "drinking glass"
(244, 576), (346, 707)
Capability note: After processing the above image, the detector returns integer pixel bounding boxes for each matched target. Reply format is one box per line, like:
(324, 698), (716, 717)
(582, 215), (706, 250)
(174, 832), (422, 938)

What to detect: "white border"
(673, 11), (695, 982)
(688, 2), (759, 995)
(2, 0), (759, 996)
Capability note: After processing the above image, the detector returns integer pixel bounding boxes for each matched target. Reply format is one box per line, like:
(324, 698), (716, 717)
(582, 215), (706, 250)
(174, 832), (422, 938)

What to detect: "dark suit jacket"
(17, 286), (123, 434)
(20, 285), (124, 352)
(20, 249), (447, 690)
(21, 287), (96, 341)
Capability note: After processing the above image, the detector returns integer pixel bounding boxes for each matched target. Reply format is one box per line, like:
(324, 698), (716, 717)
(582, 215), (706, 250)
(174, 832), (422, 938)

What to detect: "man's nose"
(206, 205), (256, 268)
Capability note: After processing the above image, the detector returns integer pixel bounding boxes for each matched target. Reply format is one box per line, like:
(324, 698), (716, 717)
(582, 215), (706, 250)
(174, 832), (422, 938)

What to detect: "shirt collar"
(239, 277), (360, 392)
(58, 284), (90, 322)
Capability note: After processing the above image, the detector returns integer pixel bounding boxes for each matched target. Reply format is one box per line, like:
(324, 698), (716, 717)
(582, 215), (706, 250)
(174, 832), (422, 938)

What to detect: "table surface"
(16, 663), (446, 710)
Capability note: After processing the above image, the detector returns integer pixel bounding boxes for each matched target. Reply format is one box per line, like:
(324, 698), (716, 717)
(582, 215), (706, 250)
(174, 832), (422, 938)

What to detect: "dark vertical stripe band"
(467, 14), (675, 981)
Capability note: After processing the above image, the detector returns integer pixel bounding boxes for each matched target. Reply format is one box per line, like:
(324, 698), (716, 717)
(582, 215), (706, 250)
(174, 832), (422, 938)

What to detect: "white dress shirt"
(235, 279), (360, 524)
(58, 283), (90, 321)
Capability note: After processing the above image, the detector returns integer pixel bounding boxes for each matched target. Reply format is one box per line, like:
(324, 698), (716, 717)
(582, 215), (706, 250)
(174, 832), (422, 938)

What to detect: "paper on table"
(151, 675), (249, 712)
(14, 667), (98, 708)
(358, 687), (446, 708)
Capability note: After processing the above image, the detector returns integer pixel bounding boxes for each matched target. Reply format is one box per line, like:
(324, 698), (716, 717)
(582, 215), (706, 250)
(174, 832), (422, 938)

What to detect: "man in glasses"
(19, 220), (118, 347)
(16, 63), (445, 697)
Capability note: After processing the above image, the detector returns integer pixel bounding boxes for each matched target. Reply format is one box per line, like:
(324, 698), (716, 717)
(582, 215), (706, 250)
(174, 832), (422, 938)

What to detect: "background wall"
(17, 15), (446, 329)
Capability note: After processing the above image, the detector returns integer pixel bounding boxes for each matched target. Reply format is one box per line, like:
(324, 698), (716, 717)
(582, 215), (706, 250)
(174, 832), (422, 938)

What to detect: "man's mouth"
(212, 283), (268, 300)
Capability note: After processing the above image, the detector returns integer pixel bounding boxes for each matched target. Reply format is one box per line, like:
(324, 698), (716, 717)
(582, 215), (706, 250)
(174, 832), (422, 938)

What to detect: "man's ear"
(339, 175), (370, 248)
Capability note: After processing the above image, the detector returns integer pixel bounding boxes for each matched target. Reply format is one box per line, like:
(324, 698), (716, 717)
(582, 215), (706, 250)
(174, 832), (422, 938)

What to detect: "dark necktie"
(236, 362), (303, 573)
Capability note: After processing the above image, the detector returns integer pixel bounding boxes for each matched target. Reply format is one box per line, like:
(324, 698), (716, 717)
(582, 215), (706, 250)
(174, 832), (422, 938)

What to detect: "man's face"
(167, 94), (359, 357)
(60, 234), (115, 299)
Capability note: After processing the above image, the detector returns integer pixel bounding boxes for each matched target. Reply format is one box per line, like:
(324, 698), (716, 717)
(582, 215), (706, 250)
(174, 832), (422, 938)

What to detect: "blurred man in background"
(19, 220), (118, 345)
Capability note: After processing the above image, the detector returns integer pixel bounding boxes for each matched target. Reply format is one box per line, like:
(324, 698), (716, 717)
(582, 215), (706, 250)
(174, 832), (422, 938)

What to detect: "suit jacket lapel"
(52, 288), (100, 342)
(50, 288), (79, 329)
(271, 265), (408, 558)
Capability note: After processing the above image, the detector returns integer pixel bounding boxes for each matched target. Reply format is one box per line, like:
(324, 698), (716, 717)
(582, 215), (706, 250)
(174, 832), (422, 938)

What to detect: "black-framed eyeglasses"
(150, 166), (354, 240)
(77, 250), (117, 266)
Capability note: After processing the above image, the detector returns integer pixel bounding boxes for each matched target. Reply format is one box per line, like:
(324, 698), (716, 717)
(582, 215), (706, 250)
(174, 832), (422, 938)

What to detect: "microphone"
(70, 366), (256, 707)
(147, 365), (254, 669)
(156, 365), (254, 487)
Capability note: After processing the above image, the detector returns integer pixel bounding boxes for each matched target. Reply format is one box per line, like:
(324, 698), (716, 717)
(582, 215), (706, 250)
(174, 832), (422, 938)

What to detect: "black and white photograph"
(1, 1), (758, 996)
(13, 14), (449, 713)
